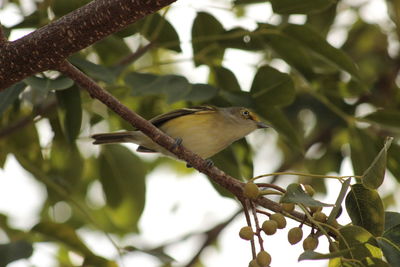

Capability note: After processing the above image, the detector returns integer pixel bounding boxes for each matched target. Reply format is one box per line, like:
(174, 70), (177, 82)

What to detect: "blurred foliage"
(1, 0), (400, 265)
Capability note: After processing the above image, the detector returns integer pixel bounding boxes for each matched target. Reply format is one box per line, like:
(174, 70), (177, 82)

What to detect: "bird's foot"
(205, 159), (214, 168)
(172, 137), (183, 150)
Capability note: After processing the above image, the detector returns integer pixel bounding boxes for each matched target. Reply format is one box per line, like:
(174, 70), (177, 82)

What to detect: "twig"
(184, 210), (242, 267)
(57, 60), (318, 236)
(57, 60), (245, 197)
(115, 42), (155, 66)
(0, 100), (57, 139)
(241, 200), (256, 259)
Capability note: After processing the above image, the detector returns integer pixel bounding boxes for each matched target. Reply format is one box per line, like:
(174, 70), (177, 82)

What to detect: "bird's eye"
(242, 110), (250, 117)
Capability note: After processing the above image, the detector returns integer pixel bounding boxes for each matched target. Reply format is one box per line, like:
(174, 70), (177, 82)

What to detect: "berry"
(309, 206), (323, 213)
(313, 211), (327, 223)
(244, 182), (260, 200)
(288, 227), (303, 245)
(303, 235), (319, 251)
(256, 250), (271, 266)
(249, 259), (261, 267)
(239, 226), (254, 240)
(262, 220), (278, 235)
(281, 203), (295, 213)
(303, 184), (315, 196)
(270, 213), (287, 229)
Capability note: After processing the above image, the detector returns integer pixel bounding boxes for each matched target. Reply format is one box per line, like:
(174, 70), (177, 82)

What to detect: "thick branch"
(0, 0), (175, 90)
(0, 24), (7, 44)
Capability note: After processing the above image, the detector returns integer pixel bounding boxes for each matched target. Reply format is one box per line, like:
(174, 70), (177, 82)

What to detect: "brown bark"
(0, 0), (175, 90)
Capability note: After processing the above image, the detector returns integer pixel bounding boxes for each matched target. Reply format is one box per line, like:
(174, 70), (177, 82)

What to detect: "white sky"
(0, 0), (398, 266)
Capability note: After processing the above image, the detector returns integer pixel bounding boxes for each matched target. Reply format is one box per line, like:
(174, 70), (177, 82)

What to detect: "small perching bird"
(92, 106), (269, 159)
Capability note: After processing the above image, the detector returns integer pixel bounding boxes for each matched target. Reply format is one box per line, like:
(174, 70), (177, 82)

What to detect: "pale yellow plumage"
(92, 106), (268, 159)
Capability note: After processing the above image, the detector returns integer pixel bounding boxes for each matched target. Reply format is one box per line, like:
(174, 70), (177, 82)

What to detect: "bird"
(92, 106), (269, 160)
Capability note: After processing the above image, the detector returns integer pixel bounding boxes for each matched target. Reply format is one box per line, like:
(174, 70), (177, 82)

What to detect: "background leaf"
(345, 184), (384, 236)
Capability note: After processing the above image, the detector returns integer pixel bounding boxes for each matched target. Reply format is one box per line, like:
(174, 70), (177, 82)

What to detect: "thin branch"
(184, 210), (242, 267)
(57, 60), (245, 196)
(115, 42), (156, 66)
(57, 60), (316, 230)
(0, 100), (57, 139)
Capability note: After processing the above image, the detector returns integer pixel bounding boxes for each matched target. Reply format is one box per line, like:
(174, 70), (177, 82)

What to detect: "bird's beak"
(257, 121), (269, 129)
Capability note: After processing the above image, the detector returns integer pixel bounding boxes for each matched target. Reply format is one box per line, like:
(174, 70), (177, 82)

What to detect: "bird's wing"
(148, 106), (217, 128)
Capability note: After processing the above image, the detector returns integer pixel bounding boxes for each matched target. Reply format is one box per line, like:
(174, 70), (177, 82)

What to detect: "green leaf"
(259, 27), (315, 79)
(280, 183), (333, 207)
(56, 86), (82, 144)
(365, 109), (400, 128)
(135, 13), (181, 52)
(69, 57), (116, 84)
(126, 72), (191, 103)
(210, 146), (244, 198)
(327, 178), (351, 225)
(211, 66), (242, 92)
(220, 90), (254, 107)
(250, 65), (295, 107)
(270, 0), (335, 14)
(387, 143), (400, 183)
(51, 0), (90, 16)
(32, 221), (114, 266)
(362, 137), (392, 189)
(254, 106), (303, 152)
(0, 240), (33, 266)
(361, 257), (390, 267)
(282, 24), (360, 80)
(385, 212), (400, 231)
(24, 76), (74, 91)
(345, 183), (384, 237)
(0, 82), (25, 116)
(93, 35), (131, 65)
(338, 225), (382, 259)
(377, 236), (400, 267)
(184, 84), (218, 102)
(349, 128), (379, 176)
(298, 250), (351, 261)
(192, 12), (225, 66)
(98, 145), (146, 232)
(217, 27), (265, 51)
(124, 246), (176, 263)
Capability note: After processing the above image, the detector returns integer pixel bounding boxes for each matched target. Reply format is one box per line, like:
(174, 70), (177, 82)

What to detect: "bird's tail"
(92, 131), (137, 145)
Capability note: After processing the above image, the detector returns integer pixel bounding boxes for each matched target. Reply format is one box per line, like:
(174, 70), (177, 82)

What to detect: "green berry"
(244, 182), (260, 200)
(303, 235), (319, 251)
(239, 226), (254, 240)
(270, 213), (287, 229)
(262, 220), (278, 235)
(288, 227), (303, 245)
(281, 203), (295, 213)
(256, 250), (271, 266)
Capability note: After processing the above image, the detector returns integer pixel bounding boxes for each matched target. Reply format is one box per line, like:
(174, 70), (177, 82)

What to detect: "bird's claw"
(205, 159), (214, 168)
(172, 137), (183, 150)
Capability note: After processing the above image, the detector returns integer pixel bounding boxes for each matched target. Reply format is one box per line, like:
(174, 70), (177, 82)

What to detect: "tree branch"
(115, 42), (156, 66)
(57, 60), (311, 227)
(0, 100), (57, 139)
(57, 60), (245, 197)
(0, 0), (176, 90)
(0, 23), (7, 44)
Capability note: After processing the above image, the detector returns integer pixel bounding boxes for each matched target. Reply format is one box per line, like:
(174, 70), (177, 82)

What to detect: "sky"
(0, 0), (397, 266)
